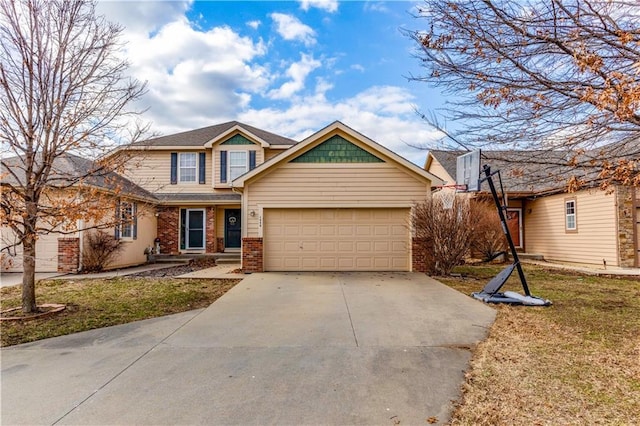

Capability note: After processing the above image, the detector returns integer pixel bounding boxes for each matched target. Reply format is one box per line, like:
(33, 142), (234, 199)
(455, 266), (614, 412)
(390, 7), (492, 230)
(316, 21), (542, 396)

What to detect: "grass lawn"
(0, 277), (240, 347)
(440, 264), (640, 425)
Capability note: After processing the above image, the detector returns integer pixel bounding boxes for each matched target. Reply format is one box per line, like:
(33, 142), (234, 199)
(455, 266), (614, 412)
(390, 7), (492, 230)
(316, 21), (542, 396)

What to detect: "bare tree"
(0, 0), (147, 312)
(407, 0), (639, 188)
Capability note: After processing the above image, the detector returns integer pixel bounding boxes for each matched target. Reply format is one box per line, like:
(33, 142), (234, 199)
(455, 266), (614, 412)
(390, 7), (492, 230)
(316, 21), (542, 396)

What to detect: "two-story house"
(2, 121), (444, 274)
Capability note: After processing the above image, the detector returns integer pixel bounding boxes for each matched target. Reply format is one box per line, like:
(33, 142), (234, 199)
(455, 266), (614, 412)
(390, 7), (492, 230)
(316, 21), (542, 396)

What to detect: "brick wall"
(58, 238), (79, 273)
(206, 207), (217, 253)
(217, 237), (224, 252)
(616, 185), (637, 267)
(242, 237), (263, 273)
(412, 237), (430, 273)
(157, 206), (179, 254)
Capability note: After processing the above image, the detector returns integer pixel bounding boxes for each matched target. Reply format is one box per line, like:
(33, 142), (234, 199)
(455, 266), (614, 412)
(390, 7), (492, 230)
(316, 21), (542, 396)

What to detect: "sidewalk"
(522, 259), (640, 277)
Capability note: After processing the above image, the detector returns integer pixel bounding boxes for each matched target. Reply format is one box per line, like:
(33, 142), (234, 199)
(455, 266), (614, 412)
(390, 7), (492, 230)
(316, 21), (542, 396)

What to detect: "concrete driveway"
(1, 272), (495, 425)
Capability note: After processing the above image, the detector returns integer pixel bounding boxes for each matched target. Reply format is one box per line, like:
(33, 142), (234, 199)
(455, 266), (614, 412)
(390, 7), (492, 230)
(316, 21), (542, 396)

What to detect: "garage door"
(264, 208), (410, 271)
(1, 228), (59, 272)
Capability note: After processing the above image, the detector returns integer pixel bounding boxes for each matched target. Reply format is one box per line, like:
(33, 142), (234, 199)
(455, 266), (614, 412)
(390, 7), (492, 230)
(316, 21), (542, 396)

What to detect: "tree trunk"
(22, 230), (38, 313)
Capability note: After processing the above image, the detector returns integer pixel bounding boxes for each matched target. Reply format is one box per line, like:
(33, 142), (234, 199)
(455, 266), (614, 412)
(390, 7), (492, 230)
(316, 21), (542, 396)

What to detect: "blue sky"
(98, 0), (448, 164)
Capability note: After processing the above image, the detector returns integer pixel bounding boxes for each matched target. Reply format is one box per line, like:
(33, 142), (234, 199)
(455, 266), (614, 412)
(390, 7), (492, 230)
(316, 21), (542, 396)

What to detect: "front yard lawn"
(440, 264), (640, 425)
(1, 277), (240, 347)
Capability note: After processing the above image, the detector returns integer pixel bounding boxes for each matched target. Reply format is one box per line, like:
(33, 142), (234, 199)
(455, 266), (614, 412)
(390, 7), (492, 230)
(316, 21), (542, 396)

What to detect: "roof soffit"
(203, 125), (269, 148)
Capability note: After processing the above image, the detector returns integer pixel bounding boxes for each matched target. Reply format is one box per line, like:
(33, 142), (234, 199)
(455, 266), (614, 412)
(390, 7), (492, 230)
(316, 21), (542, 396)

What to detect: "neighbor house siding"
(122, 150), (213, 194)
(524, 190), (618, 266)
(244, 163), (430, 237)
(427, 157), (454, 185)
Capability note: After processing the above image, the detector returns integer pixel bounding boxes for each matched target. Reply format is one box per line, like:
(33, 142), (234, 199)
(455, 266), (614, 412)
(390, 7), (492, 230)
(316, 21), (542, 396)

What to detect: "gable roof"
(232, 121), (444, 188)
(1, 153), (156, 202)
(426, 149), (609, 195)
(130, 121), (297, 148)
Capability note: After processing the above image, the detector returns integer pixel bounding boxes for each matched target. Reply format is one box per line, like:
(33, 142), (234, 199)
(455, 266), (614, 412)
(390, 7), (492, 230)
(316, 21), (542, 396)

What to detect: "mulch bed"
(128, 258), (219, 278)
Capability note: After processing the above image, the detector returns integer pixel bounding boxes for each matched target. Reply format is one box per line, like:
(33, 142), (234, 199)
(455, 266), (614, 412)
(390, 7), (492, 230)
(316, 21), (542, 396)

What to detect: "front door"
(225, 209), (241, 249)
(185, 209), (205, 250)
(506, 209), (522, 249)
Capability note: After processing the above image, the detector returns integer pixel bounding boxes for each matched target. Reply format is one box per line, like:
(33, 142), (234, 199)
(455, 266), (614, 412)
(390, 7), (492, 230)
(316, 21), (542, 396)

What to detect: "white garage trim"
(263, 208), (411, 272)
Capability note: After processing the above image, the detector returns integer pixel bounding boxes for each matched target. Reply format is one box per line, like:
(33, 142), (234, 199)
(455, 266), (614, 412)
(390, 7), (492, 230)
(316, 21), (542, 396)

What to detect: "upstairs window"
(565, 199), (577, 232)
(179, 153), (197, 182)
(229, 151), (248, 181)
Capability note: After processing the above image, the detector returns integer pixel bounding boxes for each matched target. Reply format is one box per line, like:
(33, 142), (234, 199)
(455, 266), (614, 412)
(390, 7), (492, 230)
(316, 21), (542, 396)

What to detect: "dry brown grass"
(1, 277), (240, 347)
(440, 264), (640, 425)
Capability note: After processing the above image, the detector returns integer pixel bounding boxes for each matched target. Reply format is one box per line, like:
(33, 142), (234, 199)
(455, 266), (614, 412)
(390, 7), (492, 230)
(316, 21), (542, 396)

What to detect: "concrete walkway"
(1, 272), (495, 425)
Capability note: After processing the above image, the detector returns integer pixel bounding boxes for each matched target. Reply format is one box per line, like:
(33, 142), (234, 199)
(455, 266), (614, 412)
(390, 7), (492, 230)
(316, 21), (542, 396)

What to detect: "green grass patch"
(1, 277), (240, 347)
(440, 264), (640, 425)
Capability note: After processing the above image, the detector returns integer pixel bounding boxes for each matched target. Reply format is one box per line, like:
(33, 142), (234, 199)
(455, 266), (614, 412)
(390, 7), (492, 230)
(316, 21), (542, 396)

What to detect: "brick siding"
(616, 185), (637, 267)
(412, 237), (430, 273)
(242, 237), (263, 273)
(206, 207), (217, 253)
(58, 238), (79, 273)
(157, 206), (179, 254)
(217, 237), (224, 252)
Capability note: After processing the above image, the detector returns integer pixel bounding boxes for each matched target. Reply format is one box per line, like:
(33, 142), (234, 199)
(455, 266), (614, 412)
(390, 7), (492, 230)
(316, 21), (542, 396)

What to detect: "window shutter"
(132, 203), (138, 240)
(170, 152), (178, 184)
(114, 201), (121, 240)
(249, 151), (256, 170)
(199, 152), (206, 184)
(220, 150), (227, 183)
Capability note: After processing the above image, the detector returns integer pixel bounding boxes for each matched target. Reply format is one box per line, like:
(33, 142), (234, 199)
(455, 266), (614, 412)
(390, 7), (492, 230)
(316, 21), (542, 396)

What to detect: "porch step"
(214, 252), (241, 265)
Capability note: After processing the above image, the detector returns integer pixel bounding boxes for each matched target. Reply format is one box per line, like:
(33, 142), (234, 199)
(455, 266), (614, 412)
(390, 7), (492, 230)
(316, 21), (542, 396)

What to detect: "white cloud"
(240, 86), (442, 164)
(247, 20), (261, 30)
(97, 0), (192, 36)
(351, 64), (365, 72)
(121, 19), (269, 133)
(299, 0), (339, 13)
(270, 13), (316, 46)
(268, 54), (322, 99)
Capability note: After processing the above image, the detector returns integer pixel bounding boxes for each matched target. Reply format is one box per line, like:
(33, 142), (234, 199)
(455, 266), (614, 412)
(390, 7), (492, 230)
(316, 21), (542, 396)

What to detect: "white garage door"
(264, 208), (410, 271)
(1, 228), (59, 272)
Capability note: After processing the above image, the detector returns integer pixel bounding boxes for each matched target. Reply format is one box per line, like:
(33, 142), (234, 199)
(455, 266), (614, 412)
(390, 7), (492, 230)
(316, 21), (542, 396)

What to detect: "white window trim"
(228, 150), (249, 181)
(565, 199), (577, 232)
(120, 201), (136, 240)
(178, 152), (197, 183)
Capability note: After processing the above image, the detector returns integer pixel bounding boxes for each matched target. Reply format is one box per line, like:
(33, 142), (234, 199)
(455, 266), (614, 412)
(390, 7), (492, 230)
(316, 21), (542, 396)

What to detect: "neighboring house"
(115, 120), (443, 272)
(425, 150), (639, 268)
(1, 153), (158, 273)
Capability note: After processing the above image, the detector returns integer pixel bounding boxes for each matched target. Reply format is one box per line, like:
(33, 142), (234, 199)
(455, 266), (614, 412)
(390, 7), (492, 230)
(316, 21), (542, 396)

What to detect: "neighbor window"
(179, 153), (197, 182)
(229, 151), (248, 181)
(565, 199), (577, 231)
(119, 201), (136, 239)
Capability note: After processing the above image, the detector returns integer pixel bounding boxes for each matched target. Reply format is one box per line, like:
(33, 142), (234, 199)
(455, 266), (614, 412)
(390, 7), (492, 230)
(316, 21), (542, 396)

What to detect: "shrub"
(82, 230), (124, 272)
(412, 196), (473, 276)
(469, 199), (507, 261)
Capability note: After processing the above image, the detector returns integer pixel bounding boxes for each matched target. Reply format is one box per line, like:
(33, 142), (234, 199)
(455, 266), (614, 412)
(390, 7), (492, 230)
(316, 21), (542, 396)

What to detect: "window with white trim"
(179, 153), (197, 182)
(229, 151), (248, 181)
(565, 199), (577, 231)
(120, 202), (135, 239)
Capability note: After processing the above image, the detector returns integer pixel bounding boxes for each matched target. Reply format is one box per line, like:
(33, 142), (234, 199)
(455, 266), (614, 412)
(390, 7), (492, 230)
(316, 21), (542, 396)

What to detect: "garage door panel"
(264, 208), (410, 271)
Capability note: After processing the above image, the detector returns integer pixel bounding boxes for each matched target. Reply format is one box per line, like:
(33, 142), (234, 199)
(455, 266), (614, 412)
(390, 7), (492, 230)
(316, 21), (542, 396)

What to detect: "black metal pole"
(482, 165), (531, 296)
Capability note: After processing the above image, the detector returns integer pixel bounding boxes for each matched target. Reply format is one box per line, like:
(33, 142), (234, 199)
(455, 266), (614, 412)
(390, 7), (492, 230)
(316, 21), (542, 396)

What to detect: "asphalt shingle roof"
(131, 121), (297, 148)
(1, 153), (157, 201)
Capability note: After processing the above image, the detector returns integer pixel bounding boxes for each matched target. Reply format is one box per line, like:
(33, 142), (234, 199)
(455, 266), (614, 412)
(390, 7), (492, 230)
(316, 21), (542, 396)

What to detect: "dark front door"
(186, 209), (205, 250)
(225, 209), (241, 248)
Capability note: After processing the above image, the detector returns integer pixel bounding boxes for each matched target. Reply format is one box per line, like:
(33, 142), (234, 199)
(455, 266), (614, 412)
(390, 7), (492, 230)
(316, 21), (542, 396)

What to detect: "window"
(229, 151), (248, 181)
(565, 199), (577, 231)
(118, 201), (137, 239)
(179, 153), (197, 182)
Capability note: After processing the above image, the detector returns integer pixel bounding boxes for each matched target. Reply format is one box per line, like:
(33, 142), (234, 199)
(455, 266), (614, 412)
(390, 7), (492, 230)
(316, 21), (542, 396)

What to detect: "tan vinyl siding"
(245, 163), (430, 237)
(427, 157), (454, 185)
(122, 150), (213, 194)
(104, 203), (157, 269)
(524, 190), (618, 266)
(264, 148), (284, 161)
